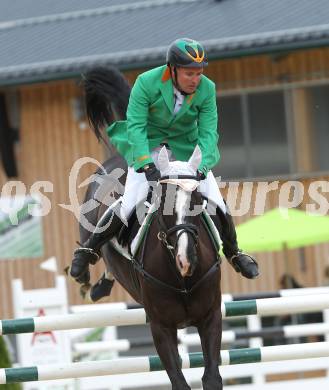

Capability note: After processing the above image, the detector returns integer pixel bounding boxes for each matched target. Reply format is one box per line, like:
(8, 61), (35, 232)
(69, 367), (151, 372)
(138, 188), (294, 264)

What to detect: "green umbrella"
(236, 207), (329, 253)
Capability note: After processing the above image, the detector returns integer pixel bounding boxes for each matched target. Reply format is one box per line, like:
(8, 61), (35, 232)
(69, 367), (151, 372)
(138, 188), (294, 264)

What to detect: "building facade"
(0, 47), (328, 317)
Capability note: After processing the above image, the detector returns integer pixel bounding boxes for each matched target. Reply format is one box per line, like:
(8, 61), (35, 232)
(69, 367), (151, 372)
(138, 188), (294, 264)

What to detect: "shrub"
(0, 336), (22, 389)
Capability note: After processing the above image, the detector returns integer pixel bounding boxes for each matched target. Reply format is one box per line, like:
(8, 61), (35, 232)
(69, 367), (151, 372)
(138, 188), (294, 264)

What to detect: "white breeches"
(199, 171), (227, 213)
(120, 167), (150, 220)
(120, 150), (226, 220)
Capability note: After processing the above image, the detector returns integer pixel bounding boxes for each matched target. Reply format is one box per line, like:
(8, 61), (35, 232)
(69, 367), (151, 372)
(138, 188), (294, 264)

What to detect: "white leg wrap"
(199, 171), (226, 214)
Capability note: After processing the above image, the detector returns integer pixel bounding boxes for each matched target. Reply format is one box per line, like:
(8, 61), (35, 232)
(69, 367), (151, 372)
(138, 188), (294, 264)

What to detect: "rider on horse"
(70, 37), (259, 287)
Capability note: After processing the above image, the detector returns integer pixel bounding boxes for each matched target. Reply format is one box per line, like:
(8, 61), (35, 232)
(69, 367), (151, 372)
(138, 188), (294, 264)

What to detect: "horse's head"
(156, 146), (204, 278)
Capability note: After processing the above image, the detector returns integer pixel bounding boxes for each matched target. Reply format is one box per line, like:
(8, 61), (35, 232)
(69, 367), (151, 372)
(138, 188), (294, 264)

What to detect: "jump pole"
(1, 341), (329, 384)
(1, 294), (329, 335)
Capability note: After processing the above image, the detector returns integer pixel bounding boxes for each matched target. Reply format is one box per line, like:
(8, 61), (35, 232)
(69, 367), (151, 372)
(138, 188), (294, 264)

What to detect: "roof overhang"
(1, 24), (329, 86)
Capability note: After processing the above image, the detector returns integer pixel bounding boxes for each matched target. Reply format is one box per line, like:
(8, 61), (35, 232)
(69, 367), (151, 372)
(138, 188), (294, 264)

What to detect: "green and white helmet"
(166, 38), (208, 68)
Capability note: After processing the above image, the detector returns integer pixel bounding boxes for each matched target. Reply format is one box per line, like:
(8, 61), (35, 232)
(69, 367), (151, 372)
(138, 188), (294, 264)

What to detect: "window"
(216, 96), (246, 179)
(248, 91), (289, 177)
(215, 91), (290, 179)
(309, 85), (329, 171)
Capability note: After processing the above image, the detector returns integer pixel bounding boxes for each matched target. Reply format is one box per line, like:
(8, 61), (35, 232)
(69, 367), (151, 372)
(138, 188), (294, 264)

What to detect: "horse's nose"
(176, 254), (192, 277)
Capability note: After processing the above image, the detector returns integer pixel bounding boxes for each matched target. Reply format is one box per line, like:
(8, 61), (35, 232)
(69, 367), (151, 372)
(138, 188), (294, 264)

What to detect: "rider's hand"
(140, 163), (161, 183)
(197, 170), (206, 181)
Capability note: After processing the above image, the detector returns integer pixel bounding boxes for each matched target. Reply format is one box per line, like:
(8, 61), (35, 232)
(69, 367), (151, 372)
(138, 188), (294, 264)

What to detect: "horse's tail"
(81, 66), (131, 143)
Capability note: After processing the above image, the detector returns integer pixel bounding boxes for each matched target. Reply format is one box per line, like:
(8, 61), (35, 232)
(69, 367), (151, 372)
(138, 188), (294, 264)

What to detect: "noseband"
(157, 214), (198, 257)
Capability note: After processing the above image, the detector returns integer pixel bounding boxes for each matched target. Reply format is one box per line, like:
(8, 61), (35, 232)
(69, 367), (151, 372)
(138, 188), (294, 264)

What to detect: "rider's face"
(175, 67), (203, 94)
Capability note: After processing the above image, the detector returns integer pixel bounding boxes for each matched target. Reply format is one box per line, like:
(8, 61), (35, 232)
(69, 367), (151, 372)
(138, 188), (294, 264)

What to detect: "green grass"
(0, 336), (22, 389)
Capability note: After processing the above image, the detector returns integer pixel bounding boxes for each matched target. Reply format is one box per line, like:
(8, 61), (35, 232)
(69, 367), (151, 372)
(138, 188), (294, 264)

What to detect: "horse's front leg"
(197, 306), (223, 390)
(150, 321), (191, 390)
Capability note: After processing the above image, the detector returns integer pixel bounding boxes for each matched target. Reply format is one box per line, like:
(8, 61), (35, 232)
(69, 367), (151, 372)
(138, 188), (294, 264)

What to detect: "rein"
(132, 253), (220, 295)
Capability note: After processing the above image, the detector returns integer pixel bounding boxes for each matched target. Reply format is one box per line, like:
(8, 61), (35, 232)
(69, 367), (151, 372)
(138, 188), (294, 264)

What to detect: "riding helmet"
(166, 38), (208, 68)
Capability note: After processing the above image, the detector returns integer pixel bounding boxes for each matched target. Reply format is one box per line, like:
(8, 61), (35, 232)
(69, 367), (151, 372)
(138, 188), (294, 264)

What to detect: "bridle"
(157, 213), (199, 261)
(156, 174), (200, 259)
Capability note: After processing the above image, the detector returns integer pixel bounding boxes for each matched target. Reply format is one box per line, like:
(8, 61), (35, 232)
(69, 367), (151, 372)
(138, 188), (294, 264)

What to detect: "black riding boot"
(70, 208), (124, 280)
(212, 205), (259, 279)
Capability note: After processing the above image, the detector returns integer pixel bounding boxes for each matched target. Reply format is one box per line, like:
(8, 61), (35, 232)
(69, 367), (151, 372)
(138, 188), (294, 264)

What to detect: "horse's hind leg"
(150, 322), (191, 390)
(197, 306), (223, 390)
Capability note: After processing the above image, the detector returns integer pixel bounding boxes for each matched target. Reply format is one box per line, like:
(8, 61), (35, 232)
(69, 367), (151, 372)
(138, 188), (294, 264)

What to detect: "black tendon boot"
(90, 272), (115, 302)
(70, 208), (124, 281)
(212, 205), (259, 279)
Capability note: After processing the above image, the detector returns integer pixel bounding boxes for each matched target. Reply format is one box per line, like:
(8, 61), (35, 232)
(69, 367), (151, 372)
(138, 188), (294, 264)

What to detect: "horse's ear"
(188, 145), (202, 172)
(157, 146), (170, 172)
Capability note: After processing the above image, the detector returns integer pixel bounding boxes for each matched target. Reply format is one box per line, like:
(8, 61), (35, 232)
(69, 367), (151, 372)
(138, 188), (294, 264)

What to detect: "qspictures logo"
(0, 157), (328, 234)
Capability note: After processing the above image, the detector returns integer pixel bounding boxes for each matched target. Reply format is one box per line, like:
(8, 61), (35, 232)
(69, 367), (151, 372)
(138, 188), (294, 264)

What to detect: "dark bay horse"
(77, 67), (223, 389)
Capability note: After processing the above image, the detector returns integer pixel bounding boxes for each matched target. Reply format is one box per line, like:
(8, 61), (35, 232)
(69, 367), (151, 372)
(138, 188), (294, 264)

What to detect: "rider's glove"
(138, 163), (161, 183)
(197, 170), (206, 181)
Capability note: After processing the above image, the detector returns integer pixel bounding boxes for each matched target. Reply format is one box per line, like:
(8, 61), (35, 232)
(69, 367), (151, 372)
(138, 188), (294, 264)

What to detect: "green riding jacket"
(106, 65), (220, 175)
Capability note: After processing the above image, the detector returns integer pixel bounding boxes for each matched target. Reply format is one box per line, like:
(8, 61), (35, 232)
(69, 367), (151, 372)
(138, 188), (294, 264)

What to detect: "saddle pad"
(130, 204), (157, 256)
(201, 210), (222, 251)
